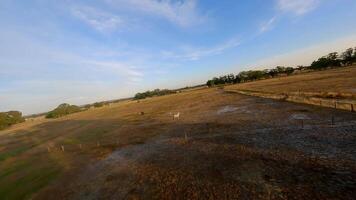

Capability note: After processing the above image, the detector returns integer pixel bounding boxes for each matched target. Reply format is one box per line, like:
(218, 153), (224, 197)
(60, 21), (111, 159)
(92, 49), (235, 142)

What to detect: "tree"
(0, 111), (25, 130)
(93, 102), (104, 107)
(268, 68), (279, 77)
(342, 48), (354, 65)
(207, 80), (215, 87)
(285, 67), (295, 75)
(46, 103), (81, 118)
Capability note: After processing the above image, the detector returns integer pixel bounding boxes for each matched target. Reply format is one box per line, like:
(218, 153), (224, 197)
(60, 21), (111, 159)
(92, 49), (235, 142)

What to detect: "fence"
(226, 89), (356, 112)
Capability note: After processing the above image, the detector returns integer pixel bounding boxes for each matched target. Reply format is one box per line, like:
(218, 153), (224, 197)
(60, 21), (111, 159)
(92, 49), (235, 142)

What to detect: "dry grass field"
(226, 66), (356, 95)
(1, 69), (356, 199)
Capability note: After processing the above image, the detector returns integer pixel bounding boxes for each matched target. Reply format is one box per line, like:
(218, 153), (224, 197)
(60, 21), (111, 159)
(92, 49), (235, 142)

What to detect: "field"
(1, 68), (356, 199)
(226, 66), (356, 95)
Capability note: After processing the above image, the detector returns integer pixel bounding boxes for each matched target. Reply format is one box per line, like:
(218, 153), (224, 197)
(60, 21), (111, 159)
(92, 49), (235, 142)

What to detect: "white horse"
(173, 112), (180, 120)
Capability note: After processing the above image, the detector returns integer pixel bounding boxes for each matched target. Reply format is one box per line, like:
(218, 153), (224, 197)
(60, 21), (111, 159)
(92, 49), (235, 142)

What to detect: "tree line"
(207, 47), (356, 87)
(46, 101), (110, 119)
(134, 89), (175, 100)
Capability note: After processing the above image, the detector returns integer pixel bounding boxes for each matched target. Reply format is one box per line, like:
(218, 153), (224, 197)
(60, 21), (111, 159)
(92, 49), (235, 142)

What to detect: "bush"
(46, 103), (81, 119)
(93, 102), (104, 108)
(0, 111), (25, 130)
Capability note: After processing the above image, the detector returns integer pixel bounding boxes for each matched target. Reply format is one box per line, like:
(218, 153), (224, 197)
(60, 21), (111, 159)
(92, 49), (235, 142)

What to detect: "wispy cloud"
(106, 0), (205, 27)
(259, 0), (320, 34)
(259, 16), (277, 33)
(162, 38), (240, 61)
(276, 0), (320, 15)
(71, 6), (124, 33)
(85, 60), (144, 84)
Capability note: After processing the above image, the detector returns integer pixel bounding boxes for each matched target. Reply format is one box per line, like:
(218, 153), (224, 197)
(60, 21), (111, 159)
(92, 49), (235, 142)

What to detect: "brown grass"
(0, 71), (356, 199)
(226, 66), (356, 96)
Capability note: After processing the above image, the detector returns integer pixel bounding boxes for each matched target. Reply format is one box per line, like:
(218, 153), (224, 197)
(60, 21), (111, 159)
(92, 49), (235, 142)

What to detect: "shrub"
(0, 111), (25, 130)
(46, 103), (81, 119)
(93, 102), (104, 108)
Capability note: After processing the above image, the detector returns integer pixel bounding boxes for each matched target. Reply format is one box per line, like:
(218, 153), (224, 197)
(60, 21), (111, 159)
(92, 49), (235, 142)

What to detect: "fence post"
(301, 119), (304, 129)
(331, 116), (335, 126)
(61, 145), (64, 152)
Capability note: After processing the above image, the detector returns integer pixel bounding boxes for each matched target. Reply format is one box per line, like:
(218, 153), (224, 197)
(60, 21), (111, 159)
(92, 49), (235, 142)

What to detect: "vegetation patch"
(0, 164), (61, 200)
(0, 111), (25, 130)
(46, 103), (83, 119)
(0, 145), (33, 162)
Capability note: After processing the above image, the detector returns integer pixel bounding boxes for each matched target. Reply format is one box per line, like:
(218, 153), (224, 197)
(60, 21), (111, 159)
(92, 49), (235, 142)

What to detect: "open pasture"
(1, 86), (356, 199)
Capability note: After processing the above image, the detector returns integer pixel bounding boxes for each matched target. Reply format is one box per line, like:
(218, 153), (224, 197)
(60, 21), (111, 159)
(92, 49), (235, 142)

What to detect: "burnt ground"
(32, 90), (356, 200)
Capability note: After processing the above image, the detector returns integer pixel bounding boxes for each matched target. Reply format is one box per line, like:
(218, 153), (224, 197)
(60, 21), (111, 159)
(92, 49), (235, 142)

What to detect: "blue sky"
(1, 0), (356, 115)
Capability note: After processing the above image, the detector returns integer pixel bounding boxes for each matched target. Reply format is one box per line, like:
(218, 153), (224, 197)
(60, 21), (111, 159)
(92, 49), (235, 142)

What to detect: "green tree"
(0, 111), (25, 130)
(46, 103), (81, 118)
(342, 48), (354, 65)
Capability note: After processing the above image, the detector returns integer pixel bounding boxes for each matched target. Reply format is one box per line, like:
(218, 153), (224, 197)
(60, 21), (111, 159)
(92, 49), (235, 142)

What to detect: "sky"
(1, 0), (356, 115)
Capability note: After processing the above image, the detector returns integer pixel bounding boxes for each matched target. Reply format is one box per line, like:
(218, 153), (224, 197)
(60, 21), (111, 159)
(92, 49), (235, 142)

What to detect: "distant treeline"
(207, 47), (356, 87)
(46, 99), (133, 119)
(134, 89), (175, 100)
(0, 111), (25, 130)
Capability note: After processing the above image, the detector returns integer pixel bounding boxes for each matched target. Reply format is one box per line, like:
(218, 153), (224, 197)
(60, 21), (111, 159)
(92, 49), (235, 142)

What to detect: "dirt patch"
(217, 106), (238, 114)
(290, 113), (310, 120)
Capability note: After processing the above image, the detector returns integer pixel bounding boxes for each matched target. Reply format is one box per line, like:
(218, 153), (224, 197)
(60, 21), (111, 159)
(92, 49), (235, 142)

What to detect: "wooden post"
(301, 119), (304, 129)
(79, 144), (82, 149)
(61, 145), (64, 152)
(334, 101), (337, 109)
(331, 116), (335, 126)
(47, 146), (51, 153)
(351, 104), (354, 112)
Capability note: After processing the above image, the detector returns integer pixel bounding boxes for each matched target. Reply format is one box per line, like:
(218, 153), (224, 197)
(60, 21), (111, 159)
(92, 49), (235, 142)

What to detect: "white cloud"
(106, 0), (205, 27)
(71, 6), (124, 32)
(162, 38), (240, 61)
(276, 0), (320, 15)
(258, 0), (320, 34)
(84, 60), (144, 84)
(0, 30), (150, 114)
(259, 16), (277, 33)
